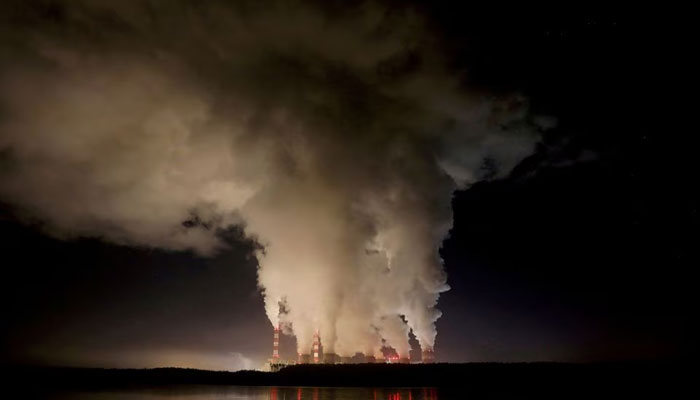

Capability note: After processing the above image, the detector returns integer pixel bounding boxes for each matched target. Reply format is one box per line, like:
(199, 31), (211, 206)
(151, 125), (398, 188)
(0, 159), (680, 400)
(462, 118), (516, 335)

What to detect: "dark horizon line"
(4, 357), (690, 371)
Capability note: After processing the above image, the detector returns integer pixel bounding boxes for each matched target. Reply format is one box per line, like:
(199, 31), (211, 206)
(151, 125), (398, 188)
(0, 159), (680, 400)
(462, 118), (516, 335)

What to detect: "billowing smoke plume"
(0, 1), (543, 357)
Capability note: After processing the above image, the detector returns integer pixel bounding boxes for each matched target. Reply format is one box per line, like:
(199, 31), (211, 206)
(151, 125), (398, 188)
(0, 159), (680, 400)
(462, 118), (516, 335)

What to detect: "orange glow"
(429, 388), (438, 400)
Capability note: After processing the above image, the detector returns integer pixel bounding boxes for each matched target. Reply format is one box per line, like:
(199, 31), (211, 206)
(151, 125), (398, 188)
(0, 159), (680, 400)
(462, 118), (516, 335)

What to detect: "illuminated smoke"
(0, 1), (544, 357)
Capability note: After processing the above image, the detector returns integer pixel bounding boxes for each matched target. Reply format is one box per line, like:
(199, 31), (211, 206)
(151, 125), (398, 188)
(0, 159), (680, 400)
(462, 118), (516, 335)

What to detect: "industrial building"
(267, 326), (435, 369)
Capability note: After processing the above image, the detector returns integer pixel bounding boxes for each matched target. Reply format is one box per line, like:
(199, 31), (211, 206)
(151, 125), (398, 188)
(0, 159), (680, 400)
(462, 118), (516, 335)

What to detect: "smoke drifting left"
(0, 0), (548, 362)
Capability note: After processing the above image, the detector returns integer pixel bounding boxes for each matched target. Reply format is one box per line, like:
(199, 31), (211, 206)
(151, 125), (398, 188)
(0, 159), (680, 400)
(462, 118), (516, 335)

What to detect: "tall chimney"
(312, 329), (320, 364)
(272, 324), (280, 361)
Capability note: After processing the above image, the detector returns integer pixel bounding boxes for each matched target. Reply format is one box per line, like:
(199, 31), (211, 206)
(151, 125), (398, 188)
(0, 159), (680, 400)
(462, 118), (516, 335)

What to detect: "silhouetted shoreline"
(3, 361), (691, 398)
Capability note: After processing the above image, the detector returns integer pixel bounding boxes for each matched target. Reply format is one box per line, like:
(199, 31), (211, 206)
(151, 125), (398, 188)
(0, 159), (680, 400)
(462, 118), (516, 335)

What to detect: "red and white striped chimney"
(272, 324), (280, 360)
(312, 329), (320, 363)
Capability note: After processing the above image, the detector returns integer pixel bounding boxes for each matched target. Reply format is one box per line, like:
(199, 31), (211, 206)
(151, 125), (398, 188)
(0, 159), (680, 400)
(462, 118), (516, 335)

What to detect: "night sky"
(1, 1), (695, 370)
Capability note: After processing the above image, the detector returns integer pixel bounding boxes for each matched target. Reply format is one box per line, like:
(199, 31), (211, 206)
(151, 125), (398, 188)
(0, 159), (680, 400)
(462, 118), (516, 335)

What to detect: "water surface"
(49, 386), (441, 400)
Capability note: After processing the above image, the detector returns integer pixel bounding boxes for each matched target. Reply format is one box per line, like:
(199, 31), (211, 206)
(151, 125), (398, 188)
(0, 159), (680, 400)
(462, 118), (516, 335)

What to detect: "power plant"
(267, 327), (436, 370)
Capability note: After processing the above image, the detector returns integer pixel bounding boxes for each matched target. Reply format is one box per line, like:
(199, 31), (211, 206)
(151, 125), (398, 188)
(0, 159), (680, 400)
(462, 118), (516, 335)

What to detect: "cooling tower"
(298, 353), (311, 364)
(323, 353), (339, 364)
(422, 349), (435, 364)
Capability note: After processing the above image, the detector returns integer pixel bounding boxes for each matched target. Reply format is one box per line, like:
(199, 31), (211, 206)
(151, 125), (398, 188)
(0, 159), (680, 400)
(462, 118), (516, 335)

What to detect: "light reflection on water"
(50, 386), (440, 400)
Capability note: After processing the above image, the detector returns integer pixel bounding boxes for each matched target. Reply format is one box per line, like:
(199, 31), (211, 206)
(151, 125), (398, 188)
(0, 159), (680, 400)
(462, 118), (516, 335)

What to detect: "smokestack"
(272, 325), (280, 361)
(422, 348), (435, 364)
(312, 330), (320, 364)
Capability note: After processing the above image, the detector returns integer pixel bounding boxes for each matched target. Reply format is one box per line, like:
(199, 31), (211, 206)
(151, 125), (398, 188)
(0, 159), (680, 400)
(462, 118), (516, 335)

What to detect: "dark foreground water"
(48, 386), (441, 400)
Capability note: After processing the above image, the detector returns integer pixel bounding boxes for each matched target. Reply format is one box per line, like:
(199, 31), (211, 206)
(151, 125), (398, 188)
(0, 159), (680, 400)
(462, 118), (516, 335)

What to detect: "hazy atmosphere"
(1, 1), (693, 371)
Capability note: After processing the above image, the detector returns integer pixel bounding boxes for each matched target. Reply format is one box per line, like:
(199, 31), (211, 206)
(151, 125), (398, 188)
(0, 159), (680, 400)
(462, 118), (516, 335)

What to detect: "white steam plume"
(0, 1), (545, 356)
